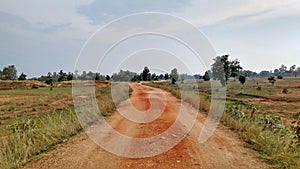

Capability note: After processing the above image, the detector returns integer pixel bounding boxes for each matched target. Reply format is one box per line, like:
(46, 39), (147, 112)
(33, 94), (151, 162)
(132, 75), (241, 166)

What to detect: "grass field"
(1, 78), (299, 168)
(0, 80), (130, 169)
(144, 77), (300, 168)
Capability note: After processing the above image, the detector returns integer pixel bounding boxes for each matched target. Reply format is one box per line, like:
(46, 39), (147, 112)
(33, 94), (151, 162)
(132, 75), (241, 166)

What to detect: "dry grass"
(0, 81), (130, 169)
(0, 110), (81, 169)
(145, 79), (300, 169)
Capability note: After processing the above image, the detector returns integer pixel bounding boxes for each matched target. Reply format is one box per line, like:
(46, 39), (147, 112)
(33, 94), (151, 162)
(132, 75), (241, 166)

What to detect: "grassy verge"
(0, 110), (81, 169)
(144, 81), (300, 169)
(223, 103), (300, 168)
(0, 83), (132, 169)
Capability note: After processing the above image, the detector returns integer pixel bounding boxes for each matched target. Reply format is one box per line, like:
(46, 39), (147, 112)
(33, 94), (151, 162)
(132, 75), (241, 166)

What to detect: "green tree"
(274, 69), (280, 76)
(2, 65), (17, 80)
(18, 72), (27, 80)
(95, 73), (100, 80)
(67, 72), (73, 81)
(279, 64), (287, 76)
(142, 67), (150, 81)
(45, 72), (53, 85)
(106, 75), (110, 81)
(80, 71), (87, 80)
(211, 55), (230, 86)
(164, 73), (169, 80)
(238, 75), (246, 85)
(203, 70), (211, 81)
(158, 74), (164, 80)
(230, 59), (242, 80)
(268, 76), (276, 85)
(293, 70), (298, 77)
(290, 65), (297, 77)
(151, 73), (158, 81)
(170, 68), (178, 84)
(58, 70), (67, 82)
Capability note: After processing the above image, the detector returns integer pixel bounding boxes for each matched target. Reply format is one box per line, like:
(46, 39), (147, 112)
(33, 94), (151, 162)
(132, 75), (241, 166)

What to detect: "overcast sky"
(0, 0), (299, 77)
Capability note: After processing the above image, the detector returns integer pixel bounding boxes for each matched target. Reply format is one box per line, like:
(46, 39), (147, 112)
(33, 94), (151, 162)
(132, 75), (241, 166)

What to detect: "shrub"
(228, 106), (245, 119)
(256, 86), (262, 91)
(268, 76), (276, 85)
(238, 75), (246, 85)
(277, 75), (283, 79)
(282, 88), (288, 94)
(31, 84), (39, 89)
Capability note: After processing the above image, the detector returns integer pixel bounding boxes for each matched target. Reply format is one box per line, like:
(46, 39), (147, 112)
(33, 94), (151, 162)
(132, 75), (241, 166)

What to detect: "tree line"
(1, 57), (299, 86)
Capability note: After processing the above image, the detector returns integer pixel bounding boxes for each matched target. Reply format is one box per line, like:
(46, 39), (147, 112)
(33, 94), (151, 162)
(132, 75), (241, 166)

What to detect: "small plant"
(282, 88), (288, 94)
(256, 86), (262, 91)
(292, 111), (300, 120)
(228, 106), (245, 119)
(277, 75), (283, 79)
(258, 114), (282, 131)
(246, 104), (259, 118)
(267, 76), (276, 85)
(31, 84), (39, 89)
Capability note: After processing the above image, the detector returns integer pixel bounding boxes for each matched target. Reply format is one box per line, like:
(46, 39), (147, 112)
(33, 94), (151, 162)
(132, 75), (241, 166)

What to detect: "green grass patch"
(0, 110), (82, 169)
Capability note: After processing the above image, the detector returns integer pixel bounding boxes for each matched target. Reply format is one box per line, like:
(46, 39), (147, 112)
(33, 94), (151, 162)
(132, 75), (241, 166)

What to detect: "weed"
(282, 88), (288, 94)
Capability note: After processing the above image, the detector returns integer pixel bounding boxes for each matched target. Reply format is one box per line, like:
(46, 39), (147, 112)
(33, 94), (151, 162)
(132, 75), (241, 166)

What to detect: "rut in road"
(23, 83), (269, 169)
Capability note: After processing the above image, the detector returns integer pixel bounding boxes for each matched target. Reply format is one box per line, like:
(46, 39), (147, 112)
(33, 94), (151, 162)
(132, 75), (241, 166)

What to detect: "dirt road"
(24, 83), (269, 169)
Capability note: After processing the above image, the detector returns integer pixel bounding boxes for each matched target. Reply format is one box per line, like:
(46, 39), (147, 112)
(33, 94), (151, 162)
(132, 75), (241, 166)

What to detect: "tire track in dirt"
(23, 83), (269, 169)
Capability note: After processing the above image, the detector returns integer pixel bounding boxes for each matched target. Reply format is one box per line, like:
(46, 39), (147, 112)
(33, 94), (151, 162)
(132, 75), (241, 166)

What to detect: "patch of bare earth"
(23, 83), (269, 169)
(0, 95), (35, 102)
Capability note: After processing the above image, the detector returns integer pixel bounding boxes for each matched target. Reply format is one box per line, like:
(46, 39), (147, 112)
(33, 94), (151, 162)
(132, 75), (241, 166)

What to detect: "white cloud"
(176, 0), (300, 27)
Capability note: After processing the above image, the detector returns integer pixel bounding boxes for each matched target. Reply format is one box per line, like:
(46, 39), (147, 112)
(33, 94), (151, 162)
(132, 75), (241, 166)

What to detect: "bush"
(238, 75), (246, 85)
(256, 86), (262, 91)
(268, 76), (276, 85)
(228, 106), (245, 119)
(31, 84), (39, 89)
(282, 88), (288, 94)
(277, 75), (283, 79)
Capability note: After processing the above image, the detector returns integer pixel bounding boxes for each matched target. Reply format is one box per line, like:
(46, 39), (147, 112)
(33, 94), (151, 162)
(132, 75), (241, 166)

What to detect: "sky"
(0, 0), (299, 77)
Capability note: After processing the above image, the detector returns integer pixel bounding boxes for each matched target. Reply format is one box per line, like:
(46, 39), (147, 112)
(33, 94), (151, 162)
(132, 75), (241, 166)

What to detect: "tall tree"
(230, 59), (242, 80)
(45, 72), (53, 85)
(95, 73), (100, 80)
(58, 70), (67, 82)
(279, 64), (287, 75)
(2, 65), (17, 80)
(67, 72), (73, 81)
(289, 65), (297, 77)
(211, 55), (230, 86)
(142, 67), (150, 81)
(170, 68), (178, 84)
(164, 73), (169, 80)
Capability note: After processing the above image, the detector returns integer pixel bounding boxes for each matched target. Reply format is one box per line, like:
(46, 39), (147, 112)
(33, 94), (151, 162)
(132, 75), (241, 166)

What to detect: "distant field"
(226, 77), (300, 124)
